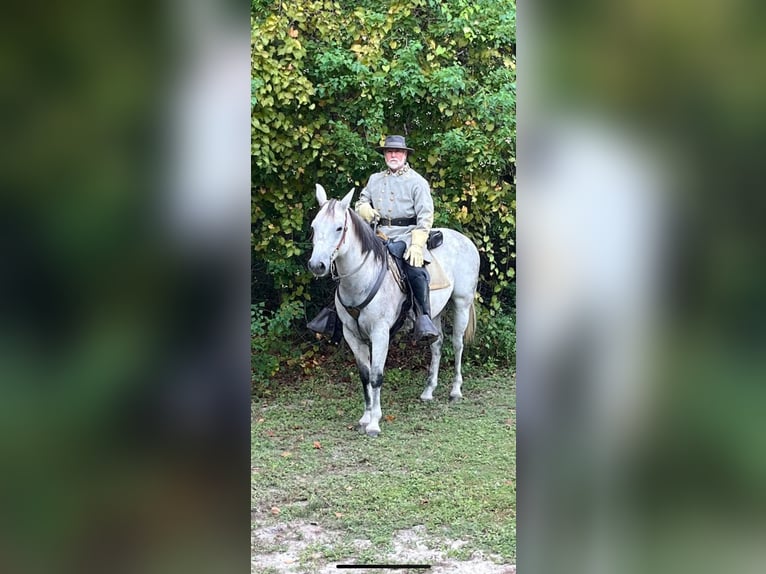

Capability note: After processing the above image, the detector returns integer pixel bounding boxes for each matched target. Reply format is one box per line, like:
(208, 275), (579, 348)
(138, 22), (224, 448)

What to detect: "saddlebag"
(307, 306), (342, 344)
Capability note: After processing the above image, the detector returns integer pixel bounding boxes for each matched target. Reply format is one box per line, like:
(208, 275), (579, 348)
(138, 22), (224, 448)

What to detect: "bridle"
(329, 208), (371, 280)
(329, 209), (349, 266)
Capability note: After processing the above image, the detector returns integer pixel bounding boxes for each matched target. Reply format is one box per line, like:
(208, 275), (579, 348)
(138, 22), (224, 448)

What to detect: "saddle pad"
(427, 251), (451, 290)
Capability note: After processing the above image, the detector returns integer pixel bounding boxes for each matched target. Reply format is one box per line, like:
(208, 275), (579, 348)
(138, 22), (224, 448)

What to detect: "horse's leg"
(420, 314), (444, 401)
(344, 330), (372, 432)
(364, 330), (390, 437)
(449, 297), (472, 401)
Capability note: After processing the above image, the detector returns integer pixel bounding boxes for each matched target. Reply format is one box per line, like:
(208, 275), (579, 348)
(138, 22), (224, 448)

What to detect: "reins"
(331, 250), (371, 280)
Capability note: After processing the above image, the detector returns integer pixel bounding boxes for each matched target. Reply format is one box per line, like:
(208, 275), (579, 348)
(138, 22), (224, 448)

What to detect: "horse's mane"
(327, 199), (387, 263)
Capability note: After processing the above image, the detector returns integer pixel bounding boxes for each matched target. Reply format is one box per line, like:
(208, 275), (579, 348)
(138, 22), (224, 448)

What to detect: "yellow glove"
(404, 229), (429, 267)
(356, 202), (380, 223)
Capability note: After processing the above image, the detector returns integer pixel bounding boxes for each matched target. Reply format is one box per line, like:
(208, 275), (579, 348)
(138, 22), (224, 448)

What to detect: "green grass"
(252, 359), (516, 567)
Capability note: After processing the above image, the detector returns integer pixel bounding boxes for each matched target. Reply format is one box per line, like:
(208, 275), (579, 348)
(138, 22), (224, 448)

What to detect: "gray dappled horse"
(308, 184), (480, 437)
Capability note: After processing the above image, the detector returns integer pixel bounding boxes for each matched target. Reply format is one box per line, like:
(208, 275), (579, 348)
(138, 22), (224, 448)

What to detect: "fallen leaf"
(266, 430), (275, 437)
(313, 441), (322, 449)
(334, 512), (343, 518)
(280, 451), (292, 458)
(384, 414), (395, 422)
(257, 418), (265, 424)
(271, 507), (280, 515)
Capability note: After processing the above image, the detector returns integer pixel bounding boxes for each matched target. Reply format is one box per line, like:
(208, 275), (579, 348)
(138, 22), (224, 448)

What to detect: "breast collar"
(336, 256), (388, 320)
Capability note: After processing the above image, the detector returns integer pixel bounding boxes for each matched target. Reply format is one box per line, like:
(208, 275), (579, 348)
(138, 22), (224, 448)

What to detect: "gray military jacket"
(356, 163), (434, 260)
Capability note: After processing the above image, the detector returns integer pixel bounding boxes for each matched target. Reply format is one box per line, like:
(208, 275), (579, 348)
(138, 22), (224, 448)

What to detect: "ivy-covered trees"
(252, 0), (515, 314)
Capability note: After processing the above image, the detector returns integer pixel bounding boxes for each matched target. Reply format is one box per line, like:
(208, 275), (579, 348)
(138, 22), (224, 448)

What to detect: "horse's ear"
(315, 184), (328, 207)
(340, 188), (355, 209)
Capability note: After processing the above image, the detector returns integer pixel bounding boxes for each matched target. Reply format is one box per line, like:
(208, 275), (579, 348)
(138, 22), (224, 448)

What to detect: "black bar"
(336, 565), (430, 570)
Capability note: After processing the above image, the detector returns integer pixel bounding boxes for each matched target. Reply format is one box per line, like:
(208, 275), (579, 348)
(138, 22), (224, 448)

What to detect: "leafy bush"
(252, 0), (516, 321)
(434, 304), (515, 370)
(467, 308), (516, 369)
(251, 301), (307, 391)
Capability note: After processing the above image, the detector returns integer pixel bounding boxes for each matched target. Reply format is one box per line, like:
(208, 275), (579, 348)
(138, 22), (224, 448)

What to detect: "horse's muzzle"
(308, 258), (329, 277)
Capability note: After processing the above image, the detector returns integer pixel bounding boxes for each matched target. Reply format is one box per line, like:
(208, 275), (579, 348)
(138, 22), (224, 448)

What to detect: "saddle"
(386, 231), (451, 290)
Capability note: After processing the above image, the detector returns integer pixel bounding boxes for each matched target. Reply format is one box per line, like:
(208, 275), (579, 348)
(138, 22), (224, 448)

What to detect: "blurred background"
(518, 0), (766, 573)
(0, 1), (250, 573)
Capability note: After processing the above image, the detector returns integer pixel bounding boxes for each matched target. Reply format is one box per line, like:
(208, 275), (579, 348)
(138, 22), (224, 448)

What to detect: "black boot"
(406, 266), (440, 344)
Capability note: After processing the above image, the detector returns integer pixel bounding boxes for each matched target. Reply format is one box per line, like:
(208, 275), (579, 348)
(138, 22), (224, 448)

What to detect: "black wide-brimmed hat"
(376, 135), (414, 154)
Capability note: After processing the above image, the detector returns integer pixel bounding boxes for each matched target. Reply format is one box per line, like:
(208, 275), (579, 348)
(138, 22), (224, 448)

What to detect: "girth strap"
(337, 261), (388, 320)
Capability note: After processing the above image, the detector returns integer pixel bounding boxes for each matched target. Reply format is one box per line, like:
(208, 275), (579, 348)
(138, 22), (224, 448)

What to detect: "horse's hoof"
(357, 424), (368, 434)
(420, 396), (434, 402)
(449, 394), (462, 403)
(366, 430), (380, 438)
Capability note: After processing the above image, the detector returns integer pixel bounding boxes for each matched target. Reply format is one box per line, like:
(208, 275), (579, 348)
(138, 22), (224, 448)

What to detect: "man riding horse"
(355, 135), (440, 343)
(308, 135), (441, 344)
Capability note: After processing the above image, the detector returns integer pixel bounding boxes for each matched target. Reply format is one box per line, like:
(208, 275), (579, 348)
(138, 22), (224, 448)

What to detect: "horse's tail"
(464, 300), (477, 345)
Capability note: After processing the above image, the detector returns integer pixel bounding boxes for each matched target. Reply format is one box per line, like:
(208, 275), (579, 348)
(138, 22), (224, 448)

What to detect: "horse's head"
(308, 184), (355, 277)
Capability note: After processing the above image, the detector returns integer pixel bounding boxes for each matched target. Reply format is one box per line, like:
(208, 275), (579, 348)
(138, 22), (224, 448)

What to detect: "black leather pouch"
(427, 230), (444, 250)
(307, 306), (342, 343)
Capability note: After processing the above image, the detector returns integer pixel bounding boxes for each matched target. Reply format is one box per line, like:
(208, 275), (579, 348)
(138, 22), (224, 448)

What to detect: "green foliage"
(468, 308), (516, 369)
(438, 306), (515, 368)
(251, 302), (307, 389)
(253, 0), (515, 322)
